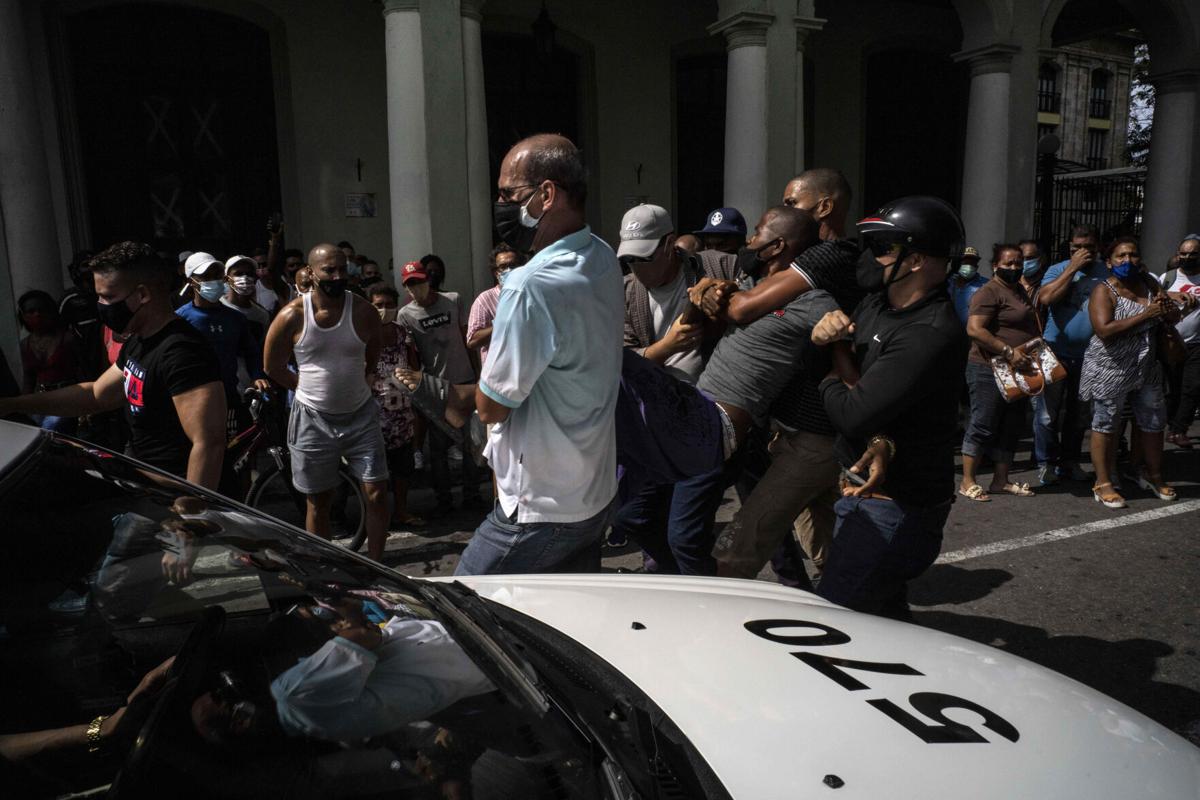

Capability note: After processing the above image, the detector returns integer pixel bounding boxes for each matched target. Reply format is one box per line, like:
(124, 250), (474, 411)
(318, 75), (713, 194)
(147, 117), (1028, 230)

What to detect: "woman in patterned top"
(369, 284), (424, 527)
(1080, 237), (1180, 508)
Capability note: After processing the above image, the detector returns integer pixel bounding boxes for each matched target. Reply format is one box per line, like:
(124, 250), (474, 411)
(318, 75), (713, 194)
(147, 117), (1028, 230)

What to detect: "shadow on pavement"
(912, 608), (1200, 740)
(908, 564), (1014, 606)
(386, 540), (467, 575)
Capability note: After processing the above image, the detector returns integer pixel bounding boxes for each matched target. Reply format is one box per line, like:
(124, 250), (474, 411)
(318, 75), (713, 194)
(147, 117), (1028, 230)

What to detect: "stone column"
(709, 11), (773, 229)
(383, 0), (433, 278)
(792, 17), (825, 175)
(0, 0), (61, 300)
(461, 0), (492, 296)
(955, 44), (1018, 258)
(1140, 69), (1199, 272)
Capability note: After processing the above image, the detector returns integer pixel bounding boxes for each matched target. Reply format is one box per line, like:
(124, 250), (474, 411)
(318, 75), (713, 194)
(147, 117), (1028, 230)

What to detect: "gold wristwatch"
(86, 715), (108, 753)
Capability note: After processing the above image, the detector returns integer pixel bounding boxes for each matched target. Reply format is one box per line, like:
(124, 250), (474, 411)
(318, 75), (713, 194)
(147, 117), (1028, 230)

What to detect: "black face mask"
(96, 294), (140, 334)
(735, 238), (781, 281)
(317, 278), (348, 298)
(493, 201), (537, 254)
(856, 248), (886, 294)
(995, 267), (1022, 285)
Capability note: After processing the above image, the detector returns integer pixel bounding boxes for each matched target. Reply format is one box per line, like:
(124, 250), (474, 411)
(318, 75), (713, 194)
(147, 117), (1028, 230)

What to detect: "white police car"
(0, 420), (1196, 798)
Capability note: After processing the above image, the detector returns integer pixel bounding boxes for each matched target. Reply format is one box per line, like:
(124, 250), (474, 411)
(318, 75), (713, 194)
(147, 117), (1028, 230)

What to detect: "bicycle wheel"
(246, 466), (367, 551)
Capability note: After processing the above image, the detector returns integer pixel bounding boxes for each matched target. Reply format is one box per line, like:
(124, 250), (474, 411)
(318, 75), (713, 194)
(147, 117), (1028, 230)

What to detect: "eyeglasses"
(496, 184), (539, 203)
(619, 254), (655, 270)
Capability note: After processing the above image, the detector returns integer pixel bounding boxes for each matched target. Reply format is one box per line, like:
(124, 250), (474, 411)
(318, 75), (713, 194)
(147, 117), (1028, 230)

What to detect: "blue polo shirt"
(950, 273), (988, 324)
(479, 226), (624, 523)
(1040, 258), (1109, 358)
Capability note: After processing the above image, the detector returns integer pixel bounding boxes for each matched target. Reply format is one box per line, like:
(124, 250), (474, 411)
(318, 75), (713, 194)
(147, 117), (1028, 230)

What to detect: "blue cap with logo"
(694, 207), (746, 237)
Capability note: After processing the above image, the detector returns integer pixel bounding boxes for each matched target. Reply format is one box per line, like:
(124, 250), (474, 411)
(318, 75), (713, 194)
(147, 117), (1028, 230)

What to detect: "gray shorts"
(288, 398), (389, 494)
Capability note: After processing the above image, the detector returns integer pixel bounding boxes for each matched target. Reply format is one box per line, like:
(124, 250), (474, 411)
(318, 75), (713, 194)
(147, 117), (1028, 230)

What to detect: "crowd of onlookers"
(3, 133), (1198, 620)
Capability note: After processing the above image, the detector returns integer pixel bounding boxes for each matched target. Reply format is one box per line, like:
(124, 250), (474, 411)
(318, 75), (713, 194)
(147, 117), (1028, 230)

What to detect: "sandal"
(1136, 471), (1177, 502)
(989, 482), (1035, 497)
(1092, 482), (1126, 509)
(958, 484), (990, 502)
(1166, 431), (1193, 450)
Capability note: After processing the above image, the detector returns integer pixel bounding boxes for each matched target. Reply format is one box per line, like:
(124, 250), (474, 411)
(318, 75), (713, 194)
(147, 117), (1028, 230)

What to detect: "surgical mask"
(378, 306), (398, 323)
(231, 276), (255, 296)
(197, 280), (226, 302)
(957, 262), (979, 280)
(995, 267), (1022, 285)
(1111, 260), (1135, 280)
(318, 278), (348, 298)
(1022, 258), (1041, 278)
(96, 293), (141, 334)
(496, 268), (511, 287)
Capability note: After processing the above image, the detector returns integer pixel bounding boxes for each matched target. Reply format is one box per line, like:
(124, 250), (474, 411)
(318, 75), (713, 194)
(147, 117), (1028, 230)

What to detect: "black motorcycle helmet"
(858, 195), (965, 259)
(855, 196), (966, 292)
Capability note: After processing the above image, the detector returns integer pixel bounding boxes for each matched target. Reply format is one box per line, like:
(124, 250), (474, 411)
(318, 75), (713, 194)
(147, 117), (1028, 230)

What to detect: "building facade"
(2, 0), (1199, 370)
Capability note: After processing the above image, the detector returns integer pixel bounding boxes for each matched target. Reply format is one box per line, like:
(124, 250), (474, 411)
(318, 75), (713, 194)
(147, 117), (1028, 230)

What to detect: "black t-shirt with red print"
(116, 318), (220, 477)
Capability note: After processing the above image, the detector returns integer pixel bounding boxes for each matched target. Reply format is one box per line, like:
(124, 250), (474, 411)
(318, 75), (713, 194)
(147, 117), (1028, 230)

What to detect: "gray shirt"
(398, 292), (476, 384)
(647, 268), (704, 384)
(697, 289), (839, 427)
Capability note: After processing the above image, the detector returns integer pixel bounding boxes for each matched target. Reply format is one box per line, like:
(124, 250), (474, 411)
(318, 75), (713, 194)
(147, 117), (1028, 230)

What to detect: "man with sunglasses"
(809, 196), (969, 618)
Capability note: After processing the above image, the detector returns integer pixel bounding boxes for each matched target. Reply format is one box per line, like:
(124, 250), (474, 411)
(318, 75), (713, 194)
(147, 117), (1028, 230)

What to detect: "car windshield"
(0, 432), (601, 798)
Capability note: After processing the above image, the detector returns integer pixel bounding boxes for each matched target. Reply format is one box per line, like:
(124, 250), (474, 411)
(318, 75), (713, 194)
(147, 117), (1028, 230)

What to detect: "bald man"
(458, 133), (624, 576)
(263, 243), (390, 560)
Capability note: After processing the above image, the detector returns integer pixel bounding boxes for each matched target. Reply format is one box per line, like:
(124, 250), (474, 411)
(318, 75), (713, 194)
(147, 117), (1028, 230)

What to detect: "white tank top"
(293, 291), (373, 414)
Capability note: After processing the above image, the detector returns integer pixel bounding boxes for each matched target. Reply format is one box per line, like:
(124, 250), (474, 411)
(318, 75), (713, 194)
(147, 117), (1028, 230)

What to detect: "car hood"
(451, 574), (1200, 799)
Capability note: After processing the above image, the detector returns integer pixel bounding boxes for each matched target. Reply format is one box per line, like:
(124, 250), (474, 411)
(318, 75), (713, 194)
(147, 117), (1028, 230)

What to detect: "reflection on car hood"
(449, 574), (1200, 799)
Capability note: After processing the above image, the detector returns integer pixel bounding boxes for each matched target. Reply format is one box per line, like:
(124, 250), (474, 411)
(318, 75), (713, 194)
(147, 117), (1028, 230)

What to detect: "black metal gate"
(1033, 161), (1145, 261)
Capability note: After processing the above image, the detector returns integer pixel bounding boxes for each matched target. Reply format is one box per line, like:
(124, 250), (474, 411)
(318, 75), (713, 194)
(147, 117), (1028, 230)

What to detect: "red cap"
(401, 261), (428, 285)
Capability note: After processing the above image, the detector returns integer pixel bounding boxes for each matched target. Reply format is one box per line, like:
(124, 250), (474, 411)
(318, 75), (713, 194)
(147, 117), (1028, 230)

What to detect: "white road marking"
(937, 499), (1200, 564)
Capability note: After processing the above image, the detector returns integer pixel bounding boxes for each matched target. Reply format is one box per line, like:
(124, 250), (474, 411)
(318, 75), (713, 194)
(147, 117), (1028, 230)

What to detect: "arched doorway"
(65, 3), (281, 255)
(862, 47), (967, 215)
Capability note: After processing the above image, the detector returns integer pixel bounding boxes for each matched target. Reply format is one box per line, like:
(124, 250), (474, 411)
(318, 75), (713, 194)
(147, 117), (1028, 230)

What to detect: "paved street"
(375, 428), (1200, 745)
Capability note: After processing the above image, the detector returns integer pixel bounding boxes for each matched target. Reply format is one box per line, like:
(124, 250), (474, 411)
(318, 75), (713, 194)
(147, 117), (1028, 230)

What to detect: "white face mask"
(518, 188), (543, 229)
(231, 276), (255, 296)
(378, 306), (398, 324)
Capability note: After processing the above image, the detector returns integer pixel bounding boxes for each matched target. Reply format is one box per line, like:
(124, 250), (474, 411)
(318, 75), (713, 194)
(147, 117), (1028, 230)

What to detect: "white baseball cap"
(183, 251), (223, 279)
(224, 255), (257, 276)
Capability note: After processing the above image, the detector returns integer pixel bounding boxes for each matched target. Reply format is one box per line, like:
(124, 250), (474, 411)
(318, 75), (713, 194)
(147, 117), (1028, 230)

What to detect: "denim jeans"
(1033, 355), (1088, 466)
(612, 463), (725, 576)
(816, 496), (951, 617)
(1090, 381), (1167, 434)
(454, 498), (616, 576)
(962, 361), (1026, 463)
(429, 423), (481, 507)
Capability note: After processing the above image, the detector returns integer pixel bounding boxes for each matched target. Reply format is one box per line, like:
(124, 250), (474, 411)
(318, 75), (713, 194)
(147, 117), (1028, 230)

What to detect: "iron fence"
(1033, 163), (1145, 261)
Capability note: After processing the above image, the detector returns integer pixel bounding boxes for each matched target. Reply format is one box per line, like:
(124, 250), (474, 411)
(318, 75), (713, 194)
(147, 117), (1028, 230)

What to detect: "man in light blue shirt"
(458, 134), (624, 575)
(1034, 224), (1109, 484)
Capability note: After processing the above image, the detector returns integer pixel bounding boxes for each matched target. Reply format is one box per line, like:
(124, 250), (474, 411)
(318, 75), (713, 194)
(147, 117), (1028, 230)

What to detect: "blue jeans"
(455, 498), (616, 576)
(1033, 355), (1087, 466)
(816, 496), (951, 617)
(612, 463), (725, 576)
(1090, 381), (1167, 434)
(962, 361), (1026, 463)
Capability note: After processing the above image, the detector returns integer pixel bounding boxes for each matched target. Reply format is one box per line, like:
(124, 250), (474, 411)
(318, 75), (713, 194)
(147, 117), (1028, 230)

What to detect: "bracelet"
(868, 434), (896, 460)
(86, 715), (108, 753)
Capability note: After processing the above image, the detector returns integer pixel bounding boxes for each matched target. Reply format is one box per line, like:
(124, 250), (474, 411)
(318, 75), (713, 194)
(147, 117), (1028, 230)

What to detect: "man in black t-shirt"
(0, 242), (226, 488)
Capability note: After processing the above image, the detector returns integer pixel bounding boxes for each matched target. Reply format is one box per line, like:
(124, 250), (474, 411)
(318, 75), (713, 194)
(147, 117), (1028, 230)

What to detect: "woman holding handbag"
(1081, 236), (1179, 509)
(960, 244), (1042, 501)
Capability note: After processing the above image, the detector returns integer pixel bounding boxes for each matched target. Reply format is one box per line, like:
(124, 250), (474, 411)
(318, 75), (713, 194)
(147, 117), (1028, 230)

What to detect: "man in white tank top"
(263, 243), (390, 559)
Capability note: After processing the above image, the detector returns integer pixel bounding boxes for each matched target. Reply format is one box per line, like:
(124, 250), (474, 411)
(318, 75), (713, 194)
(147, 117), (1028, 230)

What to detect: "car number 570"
(745, 619), (1020, 744)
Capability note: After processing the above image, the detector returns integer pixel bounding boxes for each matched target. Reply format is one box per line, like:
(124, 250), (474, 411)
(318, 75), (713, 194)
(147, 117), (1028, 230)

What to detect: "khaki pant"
(713, 430), (839, 579)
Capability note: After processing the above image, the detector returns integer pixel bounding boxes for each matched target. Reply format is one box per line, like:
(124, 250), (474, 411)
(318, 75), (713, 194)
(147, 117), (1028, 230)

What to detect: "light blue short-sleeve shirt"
(479, 226), (624, 523)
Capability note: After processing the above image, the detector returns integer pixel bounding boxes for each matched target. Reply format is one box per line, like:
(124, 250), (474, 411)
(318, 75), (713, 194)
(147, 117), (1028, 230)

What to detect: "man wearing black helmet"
(809, 196), (969, 618)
